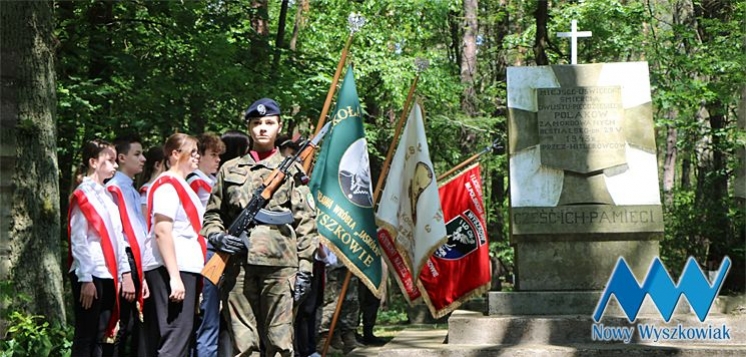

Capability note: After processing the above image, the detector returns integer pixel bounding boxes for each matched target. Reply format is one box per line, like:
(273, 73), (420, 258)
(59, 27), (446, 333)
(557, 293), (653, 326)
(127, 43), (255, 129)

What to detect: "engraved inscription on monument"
(537, 86), (626, 173)
(511, 205), (664, 235)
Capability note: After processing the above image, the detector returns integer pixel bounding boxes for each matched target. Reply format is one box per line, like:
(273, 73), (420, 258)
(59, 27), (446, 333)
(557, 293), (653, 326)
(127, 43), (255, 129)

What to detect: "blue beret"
(244, 98), (281, 122)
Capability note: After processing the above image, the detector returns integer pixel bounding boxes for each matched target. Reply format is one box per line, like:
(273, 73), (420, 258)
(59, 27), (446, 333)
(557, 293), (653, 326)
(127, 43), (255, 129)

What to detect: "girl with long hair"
(68, 139), (134, 356)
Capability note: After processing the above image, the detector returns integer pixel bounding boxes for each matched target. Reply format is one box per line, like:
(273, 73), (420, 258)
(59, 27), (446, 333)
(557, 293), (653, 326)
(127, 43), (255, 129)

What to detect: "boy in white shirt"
(190, 132), (226, 357)
(107, 135), (151, 356)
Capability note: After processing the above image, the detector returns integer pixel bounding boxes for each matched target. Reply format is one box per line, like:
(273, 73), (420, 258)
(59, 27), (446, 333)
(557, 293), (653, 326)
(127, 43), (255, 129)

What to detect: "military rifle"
(201, 122), (331, 285)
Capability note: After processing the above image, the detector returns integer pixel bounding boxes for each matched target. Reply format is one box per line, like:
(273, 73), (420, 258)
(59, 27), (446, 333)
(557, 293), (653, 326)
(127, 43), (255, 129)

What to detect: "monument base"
(514, 238), (660, 290)
(486, 291), (746, 316)
(364, 295), (746, 356)
(448, 310), (746, 346)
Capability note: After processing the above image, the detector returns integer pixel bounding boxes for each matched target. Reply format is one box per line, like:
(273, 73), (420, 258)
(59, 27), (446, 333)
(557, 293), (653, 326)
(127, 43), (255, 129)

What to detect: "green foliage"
(54, 0), (515, 267)
(0, 282), (71, 357)
(52, 0), (745, 301)
(661, 189), (706, 273)
(377, 292), (410, 326)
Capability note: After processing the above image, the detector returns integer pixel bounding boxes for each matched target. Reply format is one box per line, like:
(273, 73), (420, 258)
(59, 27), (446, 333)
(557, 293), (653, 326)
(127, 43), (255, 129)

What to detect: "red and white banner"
(418, 164), (491, 318)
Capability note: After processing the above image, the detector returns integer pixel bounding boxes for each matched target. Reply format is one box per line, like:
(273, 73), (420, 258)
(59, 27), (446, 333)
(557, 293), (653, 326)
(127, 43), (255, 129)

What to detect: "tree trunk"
(55, 1), (80, 262)
(250, 0), (270, 63)
(276, 0), (289, 50)
(0, 0), (65, 324)
(489, 0), (510, 264)
(533, 0), (549, 65)
(460, 0), (478, 116)
(272, 0), (290, 76)
(737, 80), (746, 292)
(692, 1), (736, 279)
(87, 1), (113, 80)
(681, 156), (692, 189)
(448, 10), (461, 72)
(251, 0), (269, 36)
(673, 0), (696, 192)
(492, 0), (510, 86)
(662, 125), (677, 206)
(289, 0), (308, 52)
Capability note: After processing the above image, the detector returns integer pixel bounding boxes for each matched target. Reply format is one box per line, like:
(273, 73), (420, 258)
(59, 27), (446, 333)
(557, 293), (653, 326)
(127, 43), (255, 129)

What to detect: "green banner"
(310, 66), (384, 298)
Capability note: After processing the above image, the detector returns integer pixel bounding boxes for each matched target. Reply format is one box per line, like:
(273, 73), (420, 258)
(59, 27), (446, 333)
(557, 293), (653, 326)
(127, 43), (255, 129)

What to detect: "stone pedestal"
(514, 238), (659, 291)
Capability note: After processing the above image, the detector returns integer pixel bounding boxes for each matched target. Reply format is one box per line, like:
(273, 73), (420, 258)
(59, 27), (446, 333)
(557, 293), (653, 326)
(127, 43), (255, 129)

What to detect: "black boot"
(362, 327), (386, 346)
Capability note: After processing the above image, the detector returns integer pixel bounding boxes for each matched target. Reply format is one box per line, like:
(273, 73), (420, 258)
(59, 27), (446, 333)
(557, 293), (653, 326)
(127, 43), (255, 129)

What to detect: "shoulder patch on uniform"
(307, 191), (316, 211)
(228, 167), (248, 176)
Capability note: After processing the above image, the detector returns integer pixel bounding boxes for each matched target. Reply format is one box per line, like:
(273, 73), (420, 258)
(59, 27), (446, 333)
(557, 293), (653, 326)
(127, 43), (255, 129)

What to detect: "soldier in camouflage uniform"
(201, 98), (317, 357)
(319, 265), (364, 354)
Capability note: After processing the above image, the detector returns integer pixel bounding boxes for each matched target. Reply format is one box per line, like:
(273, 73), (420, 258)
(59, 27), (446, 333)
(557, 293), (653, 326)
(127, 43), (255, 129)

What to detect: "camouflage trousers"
(222, 262), (296, 357)
(319, 266), (359, 334)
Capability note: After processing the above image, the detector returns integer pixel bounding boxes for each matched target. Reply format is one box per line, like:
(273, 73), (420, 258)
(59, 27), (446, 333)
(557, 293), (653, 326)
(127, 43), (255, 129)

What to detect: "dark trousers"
(70, 273), (117, 357)
(194, 249), (220, 357)
(116, 249), (148, 357)
(358, 279), (380, 335)
(217, 317), (232, 357)
(145, 267), (199, 357)
(294, 261), (324, 357)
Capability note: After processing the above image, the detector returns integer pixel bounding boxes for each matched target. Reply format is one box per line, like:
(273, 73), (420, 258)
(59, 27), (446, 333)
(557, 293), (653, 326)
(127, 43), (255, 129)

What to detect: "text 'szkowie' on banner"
(309, 65), (385, 298)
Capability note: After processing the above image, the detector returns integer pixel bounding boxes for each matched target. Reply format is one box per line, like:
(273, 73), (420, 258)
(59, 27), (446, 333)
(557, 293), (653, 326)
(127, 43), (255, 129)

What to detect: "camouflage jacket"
(201, 151), (318, 273)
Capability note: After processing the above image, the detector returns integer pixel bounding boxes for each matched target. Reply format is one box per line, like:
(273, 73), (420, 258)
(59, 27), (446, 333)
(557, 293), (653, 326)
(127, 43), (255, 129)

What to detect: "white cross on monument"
(556, 20), (592, 65)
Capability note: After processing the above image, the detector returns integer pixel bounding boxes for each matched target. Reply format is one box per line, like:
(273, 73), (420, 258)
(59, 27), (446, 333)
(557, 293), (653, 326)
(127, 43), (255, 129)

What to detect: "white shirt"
(107, 171), (157, 270)
(316, 245), (338, 266)
(139, 182), (151, 208)
(148, 172), (205, 274)
(187, 169), (216, 208)
(69, 177), (130, 282)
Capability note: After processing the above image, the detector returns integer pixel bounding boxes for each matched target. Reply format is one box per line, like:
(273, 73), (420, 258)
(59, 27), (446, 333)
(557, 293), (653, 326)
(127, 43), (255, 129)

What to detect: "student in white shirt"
(190, 132), (225, 357)
(108, 135), (151, 356)
(187, 132), (225, 207)
(144, 133), (206, 356)
(68, 139), (133, 356)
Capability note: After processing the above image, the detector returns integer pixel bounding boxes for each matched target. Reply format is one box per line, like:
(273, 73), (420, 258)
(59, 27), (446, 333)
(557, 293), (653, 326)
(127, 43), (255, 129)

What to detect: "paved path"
(347, 328), (447, 357)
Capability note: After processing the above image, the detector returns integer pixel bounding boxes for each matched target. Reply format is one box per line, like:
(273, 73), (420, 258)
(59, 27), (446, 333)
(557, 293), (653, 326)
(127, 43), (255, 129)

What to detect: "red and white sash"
(106, 184), (145, 320)
(67, 184), (121, 342)
(146, 174), (207, 262)
(187, 174), (212, 195)
(139, 183), (150, 196)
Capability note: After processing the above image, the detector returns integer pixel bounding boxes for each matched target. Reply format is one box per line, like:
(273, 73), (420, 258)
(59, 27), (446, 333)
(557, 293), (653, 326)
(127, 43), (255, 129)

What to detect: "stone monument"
(507, 61), (663, 292)
(368, 21), (746, 356)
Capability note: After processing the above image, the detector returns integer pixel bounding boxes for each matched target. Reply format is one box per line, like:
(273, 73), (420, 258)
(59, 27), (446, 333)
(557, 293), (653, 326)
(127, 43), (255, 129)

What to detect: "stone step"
(488, 291), (746, 316)
(377, 329), (746, 357)
(448, 310), (746, 345)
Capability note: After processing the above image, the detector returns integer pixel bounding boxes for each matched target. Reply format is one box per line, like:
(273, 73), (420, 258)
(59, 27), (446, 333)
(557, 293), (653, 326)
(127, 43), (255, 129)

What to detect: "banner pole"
(371, 79), (417, 205)
(372, 58), (430, 206)
(319, 16), (367, 357)
(302, 36), (351, 174)
(437, 139), (502, 182)
(322, 58), (427, 357)
(303, 14), (365, 173)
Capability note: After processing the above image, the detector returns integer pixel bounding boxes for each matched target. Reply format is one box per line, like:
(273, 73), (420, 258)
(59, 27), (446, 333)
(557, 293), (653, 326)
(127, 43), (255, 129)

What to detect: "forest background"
(1, 0), (744, 354)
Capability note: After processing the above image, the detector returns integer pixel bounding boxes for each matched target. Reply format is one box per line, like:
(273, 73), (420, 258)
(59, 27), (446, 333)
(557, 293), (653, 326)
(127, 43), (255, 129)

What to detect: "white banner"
(376, 103), (447, 284)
